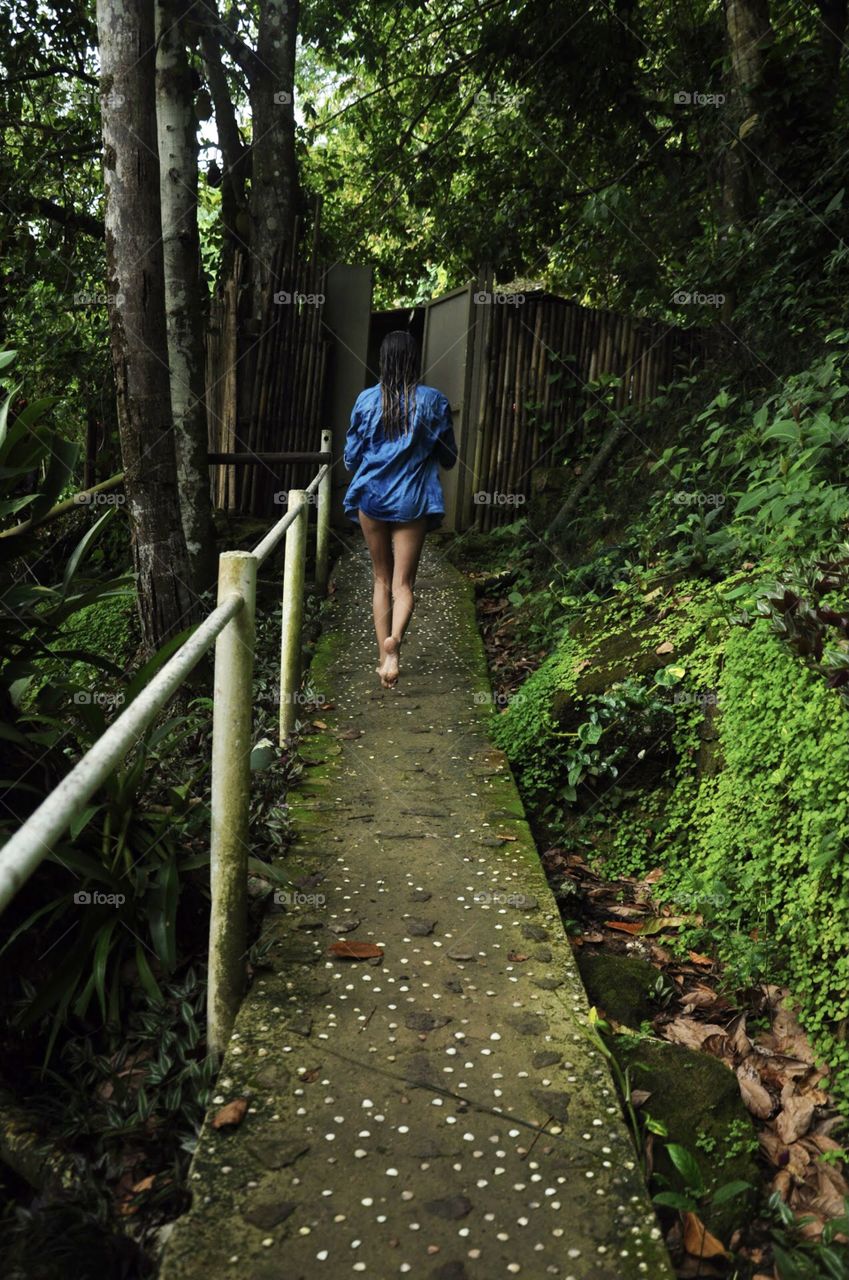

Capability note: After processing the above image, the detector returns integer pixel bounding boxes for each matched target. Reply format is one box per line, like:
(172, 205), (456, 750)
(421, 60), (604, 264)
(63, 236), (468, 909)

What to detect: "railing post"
(316, 429), (332, 592)
(279, 490), (307, 745)
(208, 550), (257, 1058)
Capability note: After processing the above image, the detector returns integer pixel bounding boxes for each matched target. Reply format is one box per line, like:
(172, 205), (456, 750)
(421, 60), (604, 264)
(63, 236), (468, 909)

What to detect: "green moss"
(610, 1035), (759, 1239)
(492, 578), (849, 1105)
(576, 952), (663, 1028)
(22, 594), (136, 707)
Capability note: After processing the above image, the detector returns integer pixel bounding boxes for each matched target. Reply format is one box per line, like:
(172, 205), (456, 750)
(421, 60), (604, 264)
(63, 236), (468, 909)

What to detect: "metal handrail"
(0, 429), (333, 1057)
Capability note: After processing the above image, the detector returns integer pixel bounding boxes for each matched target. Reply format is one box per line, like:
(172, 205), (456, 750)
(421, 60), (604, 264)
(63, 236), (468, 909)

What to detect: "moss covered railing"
(0, 432), (332, 1059)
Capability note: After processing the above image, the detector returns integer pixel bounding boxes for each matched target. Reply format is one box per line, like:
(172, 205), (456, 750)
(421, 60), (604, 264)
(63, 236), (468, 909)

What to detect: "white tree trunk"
(96, 0), (200, 653)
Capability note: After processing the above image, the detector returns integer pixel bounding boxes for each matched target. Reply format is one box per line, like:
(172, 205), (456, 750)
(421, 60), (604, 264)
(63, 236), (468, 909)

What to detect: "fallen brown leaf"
(328, 940), (384, 960)
(683, 1212), (728, 1259)
(738, 1063), (774, 1119)
(212, 1098), (248, 1129)
(508, 951), (529, 962)
(655, 640), (675, 655)
(776, 1094), (815, 1143)
(664, 1017), (729, 1051)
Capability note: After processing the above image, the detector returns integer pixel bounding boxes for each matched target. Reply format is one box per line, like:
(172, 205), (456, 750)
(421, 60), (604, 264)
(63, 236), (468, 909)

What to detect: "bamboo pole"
(279, 490), (308, 743)
(316, 430), (331, 591)
(470, 273), (494, 527)
(208, 550), (257, 1058)
(479, 302), (504, 528)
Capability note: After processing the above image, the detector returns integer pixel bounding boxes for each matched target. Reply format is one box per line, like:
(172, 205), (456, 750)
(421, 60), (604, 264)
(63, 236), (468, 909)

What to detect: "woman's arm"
(430, 393), (458, 469)
(343, 399), (366, 471)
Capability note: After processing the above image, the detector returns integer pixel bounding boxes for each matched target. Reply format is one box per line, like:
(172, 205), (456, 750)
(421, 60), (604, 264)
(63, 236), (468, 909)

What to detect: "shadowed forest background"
(1, 1), (849, 1277)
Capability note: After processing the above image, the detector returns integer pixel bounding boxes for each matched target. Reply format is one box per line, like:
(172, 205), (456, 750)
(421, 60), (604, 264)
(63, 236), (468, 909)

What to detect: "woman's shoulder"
(416, 384), (449, 408)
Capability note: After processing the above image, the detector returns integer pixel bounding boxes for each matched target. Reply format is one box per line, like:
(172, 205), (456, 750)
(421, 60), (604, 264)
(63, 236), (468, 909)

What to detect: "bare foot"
(381, 635), (400, 686)
(375, 659), (395, 688)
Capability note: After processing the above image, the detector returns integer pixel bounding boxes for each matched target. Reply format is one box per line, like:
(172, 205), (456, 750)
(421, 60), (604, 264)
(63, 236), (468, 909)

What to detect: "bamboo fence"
(206, 219), (329, 516)
(470, 291), (702, 530)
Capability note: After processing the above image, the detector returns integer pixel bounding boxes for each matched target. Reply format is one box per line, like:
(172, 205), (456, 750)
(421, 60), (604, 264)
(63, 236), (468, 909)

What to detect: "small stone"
(405, 1011), (453, 1033)
(533, 976), (563, 990)
(410, 889), (433, 902)
(432, 1260), (469, 1279)
(287, 1016), (313, 1038)
(447, 950), (475, 962)
(531, 1089), (571, 1121)
(247, 1133), (310, 1170)
(405, 917), (437, 936)
(424, 1194), (473, 1221)
(328, 918), (360, 934)
(242, 1198), (297, 1229)
(507, 1012), (548, 1035)
(532, 1051), (562, 1069)
(520, 923), (548, 941)
(414, 1137), (446, 1158)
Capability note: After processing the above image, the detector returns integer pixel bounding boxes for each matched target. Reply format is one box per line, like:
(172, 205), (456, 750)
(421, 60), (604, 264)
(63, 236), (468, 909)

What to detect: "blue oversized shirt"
(343, 383), (457, 529)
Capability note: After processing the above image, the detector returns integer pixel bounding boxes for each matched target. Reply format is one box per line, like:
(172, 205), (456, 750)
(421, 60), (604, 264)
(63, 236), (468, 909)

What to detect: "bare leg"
(358, 510), (395, 686)
(382, 516), (428, 684)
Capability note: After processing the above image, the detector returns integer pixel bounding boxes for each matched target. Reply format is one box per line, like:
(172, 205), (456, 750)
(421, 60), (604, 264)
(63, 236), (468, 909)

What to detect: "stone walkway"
(160, 540), (672, 1280)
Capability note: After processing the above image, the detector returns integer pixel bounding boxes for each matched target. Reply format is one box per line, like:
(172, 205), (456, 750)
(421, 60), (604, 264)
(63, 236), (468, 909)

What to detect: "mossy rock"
(576, 952), (661, 1028)
(610, 1035), (758, 1240)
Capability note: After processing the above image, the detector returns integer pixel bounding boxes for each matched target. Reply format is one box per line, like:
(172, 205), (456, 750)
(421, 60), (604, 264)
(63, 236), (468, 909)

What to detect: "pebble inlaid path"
(160, 539), (673, 1280)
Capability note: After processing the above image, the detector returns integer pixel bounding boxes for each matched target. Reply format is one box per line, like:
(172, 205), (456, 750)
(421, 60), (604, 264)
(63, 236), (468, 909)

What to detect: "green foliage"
(645, 345), (849, 572)
(668, 622), (849, 1090)
(491, 566), (849, 1103)
(765, 1192), (849, 1280)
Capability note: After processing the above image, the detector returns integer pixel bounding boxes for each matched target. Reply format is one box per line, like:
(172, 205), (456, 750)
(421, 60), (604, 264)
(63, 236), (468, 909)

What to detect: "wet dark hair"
(379, 330), (420, 441)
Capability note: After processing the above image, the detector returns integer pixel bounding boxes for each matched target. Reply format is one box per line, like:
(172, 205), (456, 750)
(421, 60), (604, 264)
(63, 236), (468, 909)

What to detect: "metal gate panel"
(420, 284), (478, 532)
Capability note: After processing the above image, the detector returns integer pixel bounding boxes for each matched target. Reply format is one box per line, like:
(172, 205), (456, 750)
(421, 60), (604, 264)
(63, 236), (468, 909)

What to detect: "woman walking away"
(343, 330), (458, 688)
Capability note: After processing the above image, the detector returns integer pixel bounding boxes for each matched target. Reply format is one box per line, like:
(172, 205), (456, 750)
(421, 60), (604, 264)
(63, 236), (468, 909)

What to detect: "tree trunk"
(721, 0), (773, 228)
(155, 0), (217, 595)
(196, 0), (249, 278)
(96, 0), (201, 654)
(248, 0), (299, 324)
